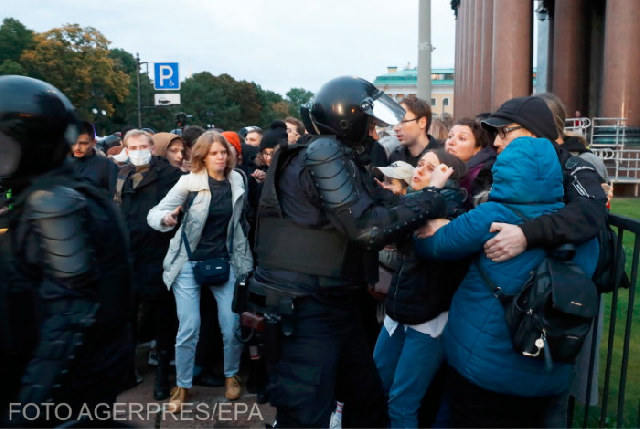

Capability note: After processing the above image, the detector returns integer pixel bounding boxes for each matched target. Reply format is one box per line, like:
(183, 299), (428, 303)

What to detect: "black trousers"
(132, 290), (177, 352)
(266, 296), (388, 428)
(447, 367), (568, 428)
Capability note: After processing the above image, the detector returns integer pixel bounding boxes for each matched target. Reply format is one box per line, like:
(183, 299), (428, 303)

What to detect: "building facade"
(373, 66), (454, 119)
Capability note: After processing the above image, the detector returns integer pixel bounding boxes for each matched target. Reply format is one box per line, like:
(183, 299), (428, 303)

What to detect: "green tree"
(21, 24), (129, 120)
(0, 59), (24, 75)
(286, 87), (314, 118)
(180, 72), (266, 131)
(255, 84), (290, 126)
(0, 18), (34, 63)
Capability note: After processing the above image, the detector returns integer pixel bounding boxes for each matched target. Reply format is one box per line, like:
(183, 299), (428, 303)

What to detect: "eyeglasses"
(398, 118), (419, 125)
(497, 125), (523, 139)
(286, 128), (299, 136)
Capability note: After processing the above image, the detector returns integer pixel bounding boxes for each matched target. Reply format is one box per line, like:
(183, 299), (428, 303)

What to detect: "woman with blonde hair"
(148, 131), (253, 412)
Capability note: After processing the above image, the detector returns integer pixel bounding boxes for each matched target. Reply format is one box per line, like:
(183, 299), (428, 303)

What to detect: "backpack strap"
(473, 258), (511, 304)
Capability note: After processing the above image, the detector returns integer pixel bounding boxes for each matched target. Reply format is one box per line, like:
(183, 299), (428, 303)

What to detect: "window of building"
(430, 98), (437, 107)
(443, 97), (449, 106)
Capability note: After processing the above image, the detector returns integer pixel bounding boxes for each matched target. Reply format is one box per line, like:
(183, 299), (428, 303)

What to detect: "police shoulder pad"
(26, 187), (86, 220)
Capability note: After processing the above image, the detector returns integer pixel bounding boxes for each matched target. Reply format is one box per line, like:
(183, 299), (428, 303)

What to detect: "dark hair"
(79, 120), (95, 139)
(181, 125), (206, 148)
(400, 96), (432, 132)
(285, 116), (306, 135)
(431, 148), (468, 180)
(453, 117), (491, 148)
(121, 125), (136, 139)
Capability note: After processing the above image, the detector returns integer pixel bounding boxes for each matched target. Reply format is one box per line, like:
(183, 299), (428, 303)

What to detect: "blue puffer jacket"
(414, 137), (599, 397)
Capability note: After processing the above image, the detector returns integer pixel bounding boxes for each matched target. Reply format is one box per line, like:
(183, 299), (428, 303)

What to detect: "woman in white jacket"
(148, 131), (253, 412)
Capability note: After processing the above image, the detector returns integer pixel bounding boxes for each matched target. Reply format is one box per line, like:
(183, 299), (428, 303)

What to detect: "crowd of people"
(0, 73), (611, 428)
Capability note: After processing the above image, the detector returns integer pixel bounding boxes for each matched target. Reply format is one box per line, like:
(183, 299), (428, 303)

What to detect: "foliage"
(1, 18), (314, 134)
(286, 87), (314, 118)
(20, 24), (129, 120)
(0, 59), (24, 75)
(0, 18), (34, 63)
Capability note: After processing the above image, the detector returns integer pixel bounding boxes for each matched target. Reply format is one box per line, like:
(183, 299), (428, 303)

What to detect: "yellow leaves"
(20, 23), (129, 118)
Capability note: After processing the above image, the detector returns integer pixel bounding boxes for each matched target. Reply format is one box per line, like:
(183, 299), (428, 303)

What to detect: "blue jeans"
(374, 325), (445, 428)
(172, 261), (242, 388)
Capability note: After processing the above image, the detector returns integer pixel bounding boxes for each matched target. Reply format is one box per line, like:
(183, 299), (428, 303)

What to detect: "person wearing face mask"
(114, 129), (184, 400)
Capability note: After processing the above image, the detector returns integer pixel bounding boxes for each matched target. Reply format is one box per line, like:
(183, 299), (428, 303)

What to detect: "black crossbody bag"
(475, 208), (598, 366)
(181, 192), (230, 287)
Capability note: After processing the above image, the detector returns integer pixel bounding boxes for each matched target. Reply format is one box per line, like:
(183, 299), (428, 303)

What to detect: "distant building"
(373, 65), (454, 119)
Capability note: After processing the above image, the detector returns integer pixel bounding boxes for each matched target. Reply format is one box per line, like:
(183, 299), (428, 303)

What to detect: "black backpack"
(592, 220), (630, 293)
(562, 156), (629, 293)
(476, 244), (598, 366)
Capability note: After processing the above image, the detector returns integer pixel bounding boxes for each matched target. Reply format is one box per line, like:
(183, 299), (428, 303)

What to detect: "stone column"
(491, 0), (533, 111)
(479, 0), (494, 115)
(601, 0), (640, 126)
(454, 6), (461, 119)
(552, 0), (587, 117)
(471, 0), (483, 117)
(464, 0), (474, 118)
(456, 0), (467, 118)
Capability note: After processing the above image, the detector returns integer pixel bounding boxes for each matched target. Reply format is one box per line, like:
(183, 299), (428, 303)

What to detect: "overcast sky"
(3, 0), (457, 96)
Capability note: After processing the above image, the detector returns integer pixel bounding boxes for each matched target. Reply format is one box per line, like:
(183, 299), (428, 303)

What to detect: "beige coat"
(147, 168), (253, 288)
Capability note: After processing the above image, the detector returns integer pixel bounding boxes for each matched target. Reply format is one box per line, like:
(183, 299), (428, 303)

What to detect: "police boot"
(153, 350), (171, 400)
(168, 386), (189, 414)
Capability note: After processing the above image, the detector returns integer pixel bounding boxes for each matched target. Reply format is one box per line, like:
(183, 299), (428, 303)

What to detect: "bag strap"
(473, 258), (511, 303)
(180, 191), (198, 260)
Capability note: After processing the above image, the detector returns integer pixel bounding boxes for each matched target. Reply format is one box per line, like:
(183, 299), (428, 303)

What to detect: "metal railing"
(568, 213), (639, 428)
(565, 117), (640, 184)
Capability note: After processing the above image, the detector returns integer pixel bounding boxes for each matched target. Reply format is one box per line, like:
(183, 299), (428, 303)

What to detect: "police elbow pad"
(27, 187), (92, 280)
(304, 137), (358, 210)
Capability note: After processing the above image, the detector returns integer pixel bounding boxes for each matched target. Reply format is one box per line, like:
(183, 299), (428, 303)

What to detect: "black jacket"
(387, 134), (442, 167)
(520, 142), (608, 249)
(69, 148), (119, 198)
(1, 165), (133, 424)
(385, 237), (469, 325)
(117, 157), (183, 298)
(384, 187), (469, 324)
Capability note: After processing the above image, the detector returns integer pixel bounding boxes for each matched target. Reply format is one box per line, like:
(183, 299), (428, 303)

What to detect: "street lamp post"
(91, 108), (107, 136)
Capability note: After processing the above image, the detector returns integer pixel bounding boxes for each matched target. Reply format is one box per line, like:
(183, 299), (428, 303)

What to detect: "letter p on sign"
(154, 63), (180, 90)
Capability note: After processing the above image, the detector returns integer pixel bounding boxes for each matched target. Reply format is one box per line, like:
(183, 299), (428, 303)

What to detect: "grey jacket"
(147, 168), (253, 288)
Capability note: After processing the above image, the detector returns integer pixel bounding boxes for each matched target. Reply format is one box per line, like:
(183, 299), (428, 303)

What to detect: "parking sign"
(154, 63), (180, 90)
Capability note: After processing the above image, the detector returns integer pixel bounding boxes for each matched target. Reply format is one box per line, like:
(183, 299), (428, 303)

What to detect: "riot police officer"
(244, 76), (455, 427)
(0, 75), (134, 427)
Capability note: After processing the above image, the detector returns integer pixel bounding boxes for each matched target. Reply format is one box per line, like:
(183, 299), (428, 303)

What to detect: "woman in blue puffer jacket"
(414, 136), (599, 428)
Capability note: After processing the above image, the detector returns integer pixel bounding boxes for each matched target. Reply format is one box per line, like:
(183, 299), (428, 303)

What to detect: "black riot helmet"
(0, 75), (79, 180)
(309, 76), (405, 146)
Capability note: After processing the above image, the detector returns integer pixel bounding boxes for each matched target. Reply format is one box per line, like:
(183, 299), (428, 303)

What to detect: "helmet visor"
(369, 93), (405, 127)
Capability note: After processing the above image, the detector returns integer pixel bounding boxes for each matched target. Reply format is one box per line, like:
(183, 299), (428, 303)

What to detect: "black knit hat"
(481, 96), (558, 141)
(259, 120), (288, 151)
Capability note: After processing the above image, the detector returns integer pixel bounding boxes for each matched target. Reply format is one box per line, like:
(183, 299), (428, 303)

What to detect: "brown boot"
(168, 386), (189, 413)
(225, 375), (242, 400)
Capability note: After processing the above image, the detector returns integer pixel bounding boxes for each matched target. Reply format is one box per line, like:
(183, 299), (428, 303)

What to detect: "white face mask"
(128, 149), (151, 166)
(112, 150), (129, 163)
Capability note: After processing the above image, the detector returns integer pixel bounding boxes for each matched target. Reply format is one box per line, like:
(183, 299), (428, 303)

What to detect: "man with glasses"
(480, 96), (607, 263)
(284, 116), (306, 144)
(388, 96), (441, 167)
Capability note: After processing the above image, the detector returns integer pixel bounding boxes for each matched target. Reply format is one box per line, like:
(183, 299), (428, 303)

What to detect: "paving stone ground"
(115, 345), (276, 428)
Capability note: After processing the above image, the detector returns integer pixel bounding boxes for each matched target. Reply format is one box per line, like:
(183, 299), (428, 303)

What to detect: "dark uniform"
(0, 75), (133, 427)
(239, 77), (452, 427)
